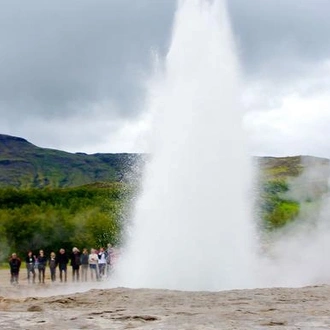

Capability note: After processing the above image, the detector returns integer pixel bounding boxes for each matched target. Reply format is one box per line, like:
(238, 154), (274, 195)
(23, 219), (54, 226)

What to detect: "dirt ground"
(1, 268), (330, 329)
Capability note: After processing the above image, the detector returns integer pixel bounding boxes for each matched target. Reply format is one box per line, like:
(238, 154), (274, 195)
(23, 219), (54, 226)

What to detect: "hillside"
(1, 133), (330, 190)
(0, 134), (143, 188)
(257, 155), (330, 179)
(1, 133), (330, 255)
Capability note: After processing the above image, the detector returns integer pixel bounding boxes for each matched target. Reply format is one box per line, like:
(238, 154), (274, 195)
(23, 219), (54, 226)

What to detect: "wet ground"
(0, 269), (330, 330)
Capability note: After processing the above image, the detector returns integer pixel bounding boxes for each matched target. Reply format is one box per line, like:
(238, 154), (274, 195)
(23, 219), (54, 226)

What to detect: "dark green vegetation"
(257, 156), (302, 230)
(257, 156), (330, 230)
(0, 134), (142, 259)
(0, 183), (134, 260)
(259, 179), (300, 229)
(1, 134), (329, 259)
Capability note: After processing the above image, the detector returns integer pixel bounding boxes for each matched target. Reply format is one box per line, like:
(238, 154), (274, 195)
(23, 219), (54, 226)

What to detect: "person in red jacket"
(9, 253), (21, 285)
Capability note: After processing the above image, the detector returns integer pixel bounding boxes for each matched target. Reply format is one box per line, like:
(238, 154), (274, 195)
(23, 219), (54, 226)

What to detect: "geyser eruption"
(116, 0), (257, 290)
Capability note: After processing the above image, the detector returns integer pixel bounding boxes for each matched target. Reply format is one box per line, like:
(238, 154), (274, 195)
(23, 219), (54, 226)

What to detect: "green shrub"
(0, 184), (133, 260)
(259, 179), (300, 230)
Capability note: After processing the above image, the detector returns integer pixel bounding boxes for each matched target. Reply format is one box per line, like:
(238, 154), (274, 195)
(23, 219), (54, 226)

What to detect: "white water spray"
(116, 0), (258, 291)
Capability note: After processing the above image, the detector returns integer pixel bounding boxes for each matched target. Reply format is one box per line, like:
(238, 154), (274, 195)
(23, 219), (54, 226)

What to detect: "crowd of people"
(8, 244), (114, 285)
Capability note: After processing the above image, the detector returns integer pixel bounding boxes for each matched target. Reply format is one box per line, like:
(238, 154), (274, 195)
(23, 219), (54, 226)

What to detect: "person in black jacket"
(25, 250), (36, 284)
(9, 253), (21, 285)
(70, 247), (81, 282)
(56, 248), (69, 282)
(37, 250), (47, 283)
(80, 248), (89, 282)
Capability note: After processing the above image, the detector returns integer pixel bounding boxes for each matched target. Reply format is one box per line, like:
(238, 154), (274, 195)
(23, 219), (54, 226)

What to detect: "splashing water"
(115, 0), (258, 291)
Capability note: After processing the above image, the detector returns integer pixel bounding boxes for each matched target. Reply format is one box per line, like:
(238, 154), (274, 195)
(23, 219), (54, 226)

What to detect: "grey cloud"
(2, 0), (329, 122)
(0, 0), (176, 120)
(1, 0), (330, 155)
(228, 0), (330, 78)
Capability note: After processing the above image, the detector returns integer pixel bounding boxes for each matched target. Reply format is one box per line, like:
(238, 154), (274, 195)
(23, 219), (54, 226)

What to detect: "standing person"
(49, 252), (57, 282)
(9, 253), (21, 285)
(37, 250), (47, 284)
(80, 248), (89, 282)
(70, 247), (81, 282)
(88, 248), (99, 281)
(98, 247), (107, 278)
(56, 248), (68, 282)
(25, 251), (36, 284)
(106, 243), (113, 278)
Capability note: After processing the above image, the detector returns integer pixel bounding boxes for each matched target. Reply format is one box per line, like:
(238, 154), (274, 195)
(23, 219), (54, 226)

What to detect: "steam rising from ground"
(261, 158), (330, 287)
(115, 0), (258, 291)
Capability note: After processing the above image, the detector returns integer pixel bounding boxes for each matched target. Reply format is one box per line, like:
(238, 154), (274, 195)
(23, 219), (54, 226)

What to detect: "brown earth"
(0, 269), (330, 329)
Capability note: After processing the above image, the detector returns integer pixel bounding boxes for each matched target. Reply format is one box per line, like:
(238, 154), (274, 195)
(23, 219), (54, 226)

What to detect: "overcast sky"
(1, 0), (330, 157)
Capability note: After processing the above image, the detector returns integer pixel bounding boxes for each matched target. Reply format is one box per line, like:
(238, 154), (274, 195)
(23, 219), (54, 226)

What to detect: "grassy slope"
(1, 134), (330, 229)
(257, 155), (330, 229)
(258, 155), (330, 178)
(0, 134), (142, 188)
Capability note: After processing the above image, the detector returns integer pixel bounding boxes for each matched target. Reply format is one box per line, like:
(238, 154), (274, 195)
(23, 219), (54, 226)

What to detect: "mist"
(260, 157), (330, 287)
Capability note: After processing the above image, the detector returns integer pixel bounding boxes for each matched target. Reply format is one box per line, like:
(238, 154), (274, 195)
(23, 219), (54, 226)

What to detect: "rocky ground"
(0, 269), (330, 329)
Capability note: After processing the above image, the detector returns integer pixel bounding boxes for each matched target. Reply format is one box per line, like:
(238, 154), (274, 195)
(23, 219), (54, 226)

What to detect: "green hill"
(256, 155), (330, 229)
(257, 155), (329, 179)
(0, 134), (143, 188)
(1, 133), (330, 256)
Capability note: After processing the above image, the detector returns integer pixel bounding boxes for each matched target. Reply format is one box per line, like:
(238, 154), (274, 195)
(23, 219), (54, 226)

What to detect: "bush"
(259, 179), (300, 230)
(0, 184), (132, 260)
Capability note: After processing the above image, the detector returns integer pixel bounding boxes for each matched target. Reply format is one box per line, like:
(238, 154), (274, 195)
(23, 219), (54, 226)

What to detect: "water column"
(116, 0), (258, 291)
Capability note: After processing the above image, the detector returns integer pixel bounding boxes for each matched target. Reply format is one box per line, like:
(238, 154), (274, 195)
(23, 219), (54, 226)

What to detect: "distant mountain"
(0, 133), (329, 189)
(0, 134), (143, 188)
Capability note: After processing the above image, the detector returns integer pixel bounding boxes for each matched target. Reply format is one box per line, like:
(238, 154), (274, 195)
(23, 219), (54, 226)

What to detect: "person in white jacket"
(98, 247), (107, 278)
(88, 248), (99, 281)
